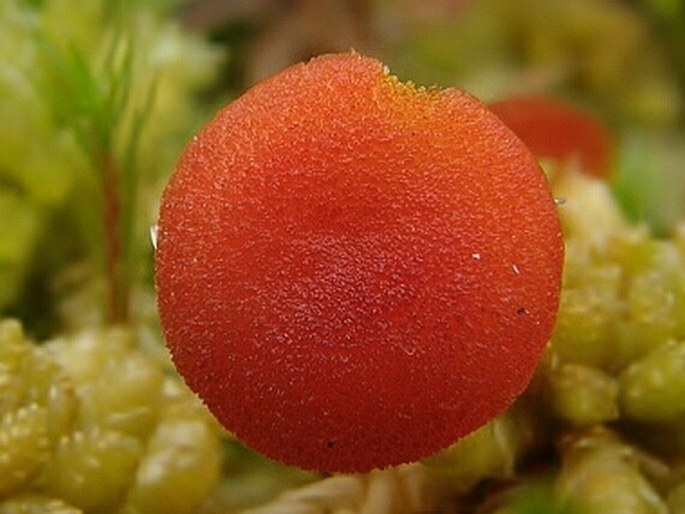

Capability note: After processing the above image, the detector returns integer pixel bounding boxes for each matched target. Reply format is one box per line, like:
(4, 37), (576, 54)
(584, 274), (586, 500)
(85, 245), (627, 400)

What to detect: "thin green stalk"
(35, 23), (156, 325)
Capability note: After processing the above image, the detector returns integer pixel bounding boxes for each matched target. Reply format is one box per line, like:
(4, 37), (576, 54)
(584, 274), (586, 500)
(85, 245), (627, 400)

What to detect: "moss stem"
(102, 152), (129, 324)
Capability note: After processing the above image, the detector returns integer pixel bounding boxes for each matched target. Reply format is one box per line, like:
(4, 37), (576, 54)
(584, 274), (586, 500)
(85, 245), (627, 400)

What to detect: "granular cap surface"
(155, 53), (564, 473)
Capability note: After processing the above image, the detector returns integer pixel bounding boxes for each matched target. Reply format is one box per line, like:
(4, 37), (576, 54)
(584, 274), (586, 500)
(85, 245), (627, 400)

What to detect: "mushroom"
(489, 95), (614, 177)
(154, 53), (564, 473)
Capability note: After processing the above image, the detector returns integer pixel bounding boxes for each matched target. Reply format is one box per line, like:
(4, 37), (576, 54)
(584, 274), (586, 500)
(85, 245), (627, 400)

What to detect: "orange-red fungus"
(154, 53), (564, 473)
(489, 95), (613, 177)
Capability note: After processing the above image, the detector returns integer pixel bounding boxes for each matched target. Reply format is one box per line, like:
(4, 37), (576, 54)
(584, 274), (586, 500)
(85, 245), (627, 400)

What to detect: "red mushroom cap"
(155, 53), (564, 473)
(489, 95), (614, 177)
